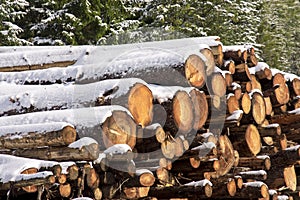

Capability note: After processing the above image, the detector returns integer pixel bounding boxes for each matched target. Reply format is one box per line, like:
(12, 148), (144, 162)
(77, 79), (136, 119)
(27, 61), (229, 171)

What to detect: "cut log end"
(204, 183), (213, 198)
(128, 83), (153, 127)
(102, 110), (137, 149)
(62, 126), (77, 145)
(227, 178), (237, 197)
(241, 92), (251, 114)
(245, 124), (261, 156)
(216, 135), (235, 176)
(200, 48), (215, 76)
(284, 165), (297, 191)
(139, 172), (155, 187)
(211, 72), (227, 97)
(227, 95), (240, 114)
(185, 54), (206, 88)
(190, 89), (208, 130)
(173, 91), (194, 134)
(252, 92), (266, 125)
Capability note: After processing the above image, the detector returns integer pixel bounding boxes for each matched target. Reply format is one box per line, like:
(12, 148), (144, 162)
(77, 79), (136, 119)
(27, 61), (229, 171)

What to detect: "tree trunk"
(0, 78), (153, 127)
(0, 122), (76, 149)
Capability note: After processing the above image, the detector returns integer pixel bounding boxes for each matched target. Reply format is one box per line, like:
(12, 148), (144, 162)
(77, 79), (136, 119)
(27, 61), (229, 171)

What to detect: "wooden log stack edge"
(0, 37), (300, 199)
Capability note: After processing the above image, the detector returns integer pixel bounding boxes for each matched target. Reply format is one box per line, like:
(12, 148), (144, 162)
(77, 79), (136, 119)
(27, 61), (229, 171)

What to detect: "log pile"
(0, 37), (300, 199)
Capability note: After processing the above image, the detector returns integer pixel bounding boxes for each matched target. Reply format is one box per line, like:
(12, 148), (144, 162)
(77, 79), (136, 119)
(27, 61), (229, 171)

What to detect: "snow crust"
(68, 137), (98, 149)
(136, 169), (153, 176)
(72, 198), (93, 200)
(243, 181), (266, 188)
(248, 62), (270, 74)
(0, 106), (132, 130)
(104, 144), (132, 155)
(289, 108), (300, 115)
(191, 142), (216, 151)
(239, 170), (267, 176)
(149, 84), (194, 103)
(184, 179), (212, 187)
(226, 110), (243, 121)
(15, 171), (53, 182)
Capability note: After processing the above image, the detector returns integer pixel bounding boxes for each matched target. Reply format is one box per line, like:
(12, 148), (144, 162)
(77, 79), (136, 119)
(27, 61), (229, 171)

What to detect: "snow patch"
(68, 137), (98, 149)
(226, 110), (243, 121)
(104, 144), (132, 155)
(184, 179), (212, 187)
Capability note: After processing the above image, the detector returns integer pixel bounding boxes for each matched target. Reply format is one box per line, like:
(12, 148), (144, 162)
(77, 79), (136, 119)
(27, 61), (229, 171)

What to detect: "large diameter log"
(150, 85), (195, 135)
(0, 106), (137, 150)
(0, 122), (76, 149)
(200, 47), (215, 76)
(0, 37), (217, 85)
(184, 54), (207, 88)
(269, 145), (300, 168)
(206, 72), (227, 97)
(266, 165), (297, 191)
(0, 78), (153, 127)
(228, 124), (261, 157)
(216, 135), (235, 177)
(148, 179), (213, 198)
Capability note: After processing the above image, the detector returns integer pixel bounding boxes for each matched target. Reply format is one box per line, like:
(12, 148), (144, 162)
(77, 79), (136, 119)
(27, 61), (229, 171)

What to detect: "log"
(205, 72), (227, 97)
(148, 179), (213, 198)
(210, 177), (236, 197)
(0, 106), (137, 150)
(223, 46), (248, 64)
(150, 85), (195, 135)
(269, 145), (300, 168)
(0, 78), (153, 127)
(238, 156), (271, 171)
(238, 170), (267, 181)
(232, 63), (251, 82)
(0, 122), (77, 149)
(1, 138), (100, 161)
(221, 60), (235, 74)
(124, 169), (155, 187)
(189, 89), (208, 130)
(228, 124), (261, 156)
(234, 181), (269, 199)
(122, 187), (150, 199)
(200, 47), (215, 76)
(240, 92), (251, 114)
(287, 77), (300, 98)
(266, 165), (297, 191)
(241, 90), (266, 125)
(0, 37), (215, 86)
(227, 93), (240, 114)
(59, 183), (72, 198)
(0, 171), (55, 192)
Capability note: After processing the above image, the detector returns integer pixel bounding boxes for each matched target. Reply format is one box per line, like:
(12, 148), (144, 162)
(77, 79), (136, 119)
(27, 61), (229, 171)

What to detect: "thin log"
(238, 156), (271, 171)
(122, 187), (150, 199)
(2, 142), (100, 161)
(238, 170), (267, 181)
(148, 180), (213, 198)
(124, 169), (155, 187)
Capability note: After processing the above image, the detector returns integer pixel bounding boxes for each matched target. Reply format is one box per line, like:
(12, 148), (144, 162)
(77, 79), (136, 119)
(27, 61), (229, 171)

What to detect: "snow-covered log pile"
(0, 37), (300, 199)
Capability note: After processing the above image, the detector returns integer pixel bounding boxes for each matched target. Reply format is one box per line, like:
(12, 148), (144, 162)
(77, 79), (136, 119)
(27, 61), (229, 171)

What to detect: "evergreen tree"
(0, 0), (29, 45)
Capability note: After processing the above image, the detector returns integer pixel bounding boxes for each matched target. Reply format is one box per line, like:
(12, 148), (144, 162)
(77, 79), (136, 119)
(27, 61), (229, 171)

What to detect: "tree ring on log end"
(227, 178), (237, 197)
(189, 89), (208, 130)
(261, 184), (269, 198)
(184, 54), (206, 88)
(217, 135), (235, 176)
(128, 83), (153, 127)
(241, 92), (251, 114)
(245, 124), (261, 156)
(62, 126), (77, 145)
(102, 111), (137, 149)
(252, 92), (266, 125)
(284, 165), (297, 191)
(204, 183), (213, 198)
(173, 91), (194, 134)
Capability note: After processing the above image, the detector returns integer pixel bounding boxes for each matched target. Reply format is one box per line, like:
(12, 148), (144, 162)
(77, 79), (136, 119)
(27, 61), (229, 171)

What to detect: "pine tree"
(0, 0), (29, 45)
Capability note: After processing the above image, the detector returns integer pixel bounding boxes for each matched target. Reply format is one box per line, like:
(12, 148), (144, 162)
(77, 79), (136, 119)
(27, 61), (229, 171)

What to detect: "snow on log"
(0, 38), (215, 86)
(0, 106), (137, 149)
(0, 122), (76, 149)
(0, 78), (153, 127)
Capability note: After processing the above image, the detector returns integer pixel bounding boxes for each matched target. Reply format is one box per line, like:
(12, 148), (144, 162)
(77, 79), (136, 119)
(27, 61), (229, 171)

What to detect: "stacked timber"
(0, 37), (300, 200)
